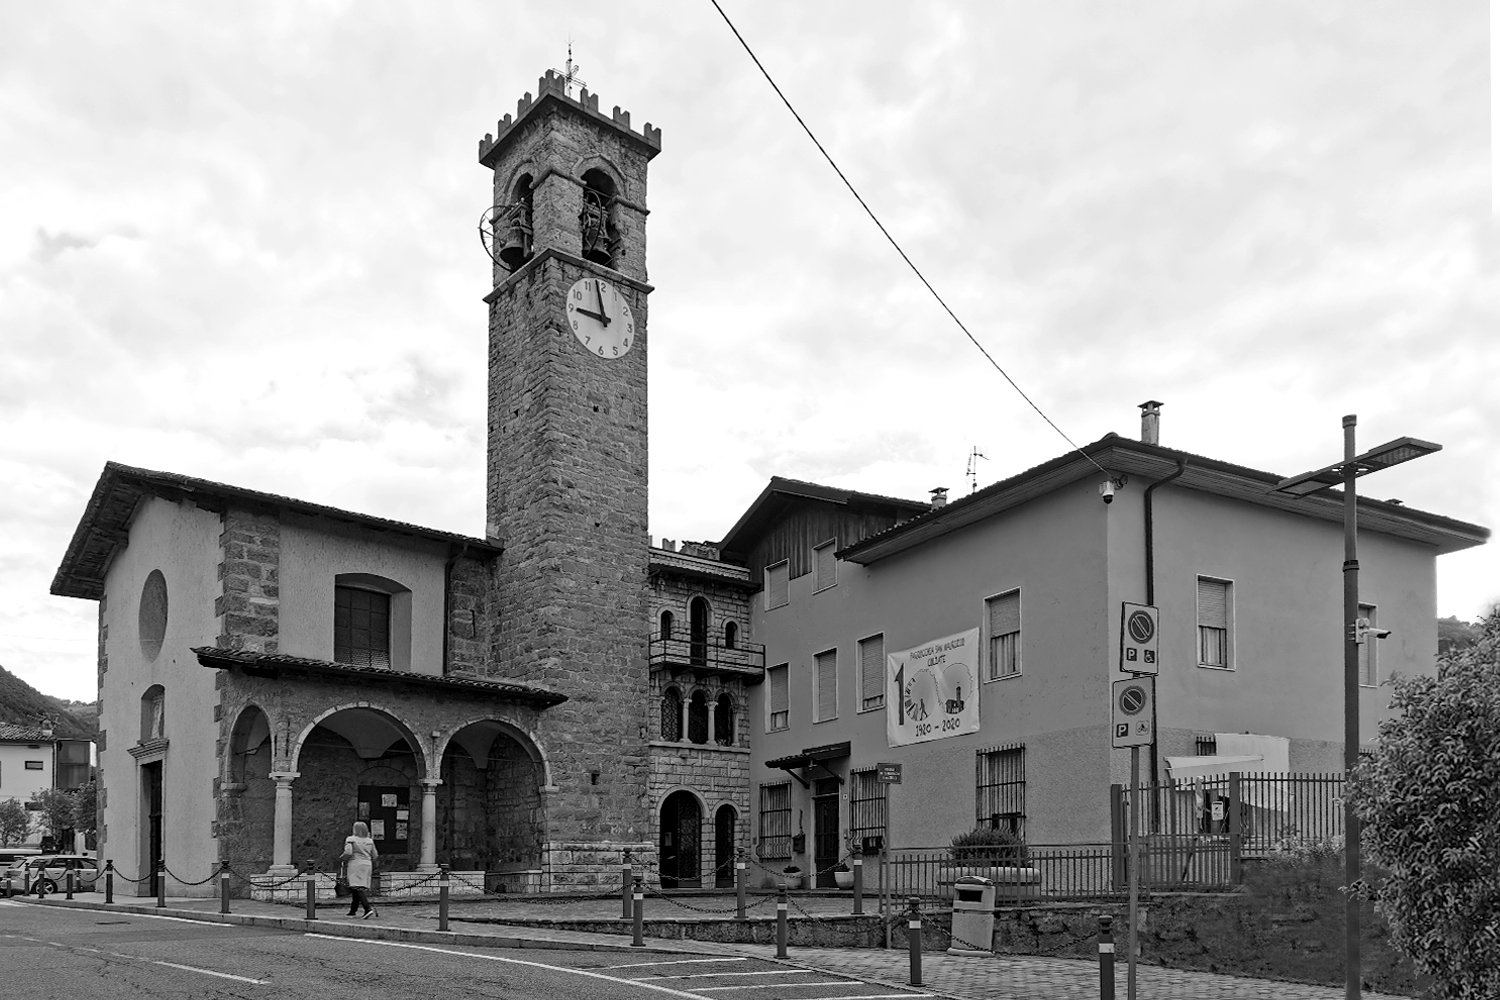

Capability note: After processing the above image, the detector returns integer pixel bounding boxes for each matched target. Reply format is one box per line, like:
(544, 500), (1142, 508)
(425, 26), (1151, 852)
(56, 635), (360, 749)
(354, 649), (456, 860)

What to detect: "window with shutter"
(849, 769), (887, 849)
(985, 590), (1021, 679)
(758, 783), (793, 859)
(858, 634), (885, 711)
(815, 649), (838, 722)
(768, 664), (789, 730)
(1197, 577), (1231, 668)
(765, 561), (790, 610)
(976, 746), (1026, 836)
(335, 586), (391, 669)
(1359, 603), (1377, 686)
(813, 540), (837, 593)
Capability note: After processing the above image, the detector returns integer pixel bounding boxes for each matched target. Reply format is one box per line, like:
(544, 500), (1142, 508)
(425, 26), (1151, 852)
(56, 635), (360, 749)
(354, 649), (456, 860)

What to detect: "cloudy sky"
(2, 2), (1494, 702)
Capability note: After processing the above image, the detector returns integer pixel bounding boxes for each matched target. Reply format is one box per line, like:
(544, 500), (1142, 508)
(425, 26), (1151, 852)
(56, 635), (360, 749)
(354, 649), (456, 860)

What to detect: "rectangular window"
(335, 586), (391, 669)
(985, 590), (1021, 680)
(1359, 603), (1377, 687)
(1194, 735), (1218, 756)
(765, 560), (790, 611)
(24, 761), (44, 770)
(1197, 577), (1232, 669)
(849, 768), (888, 852)
(976, 746), (1026, 837)
(815, 649), (838, 722)
(767, 663), (789, 731)
(813, 539), (837, 592)
(759, 782), (793, 859)
(858, 634), (885, 711)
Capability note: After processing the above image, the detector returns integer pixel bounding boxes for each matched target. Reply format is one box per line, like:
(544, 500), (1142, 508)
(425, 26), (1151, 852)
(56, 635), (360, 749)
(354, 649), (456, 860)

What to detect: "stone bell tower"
(477, 71), (661, 855)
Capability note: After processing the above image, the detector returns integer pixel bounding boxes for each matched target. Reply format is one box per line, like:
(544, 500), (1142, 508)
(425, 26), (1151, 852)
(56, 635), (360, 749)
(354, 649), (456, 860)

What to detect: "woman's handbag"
(334, 863), (351, 898)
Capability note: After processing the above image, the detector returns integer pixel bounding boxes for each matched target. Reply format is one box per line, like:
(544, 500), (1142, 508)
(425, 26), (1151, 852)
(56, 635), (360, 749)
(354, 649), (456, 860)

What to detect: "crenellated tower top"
(478, 70), (662, 168)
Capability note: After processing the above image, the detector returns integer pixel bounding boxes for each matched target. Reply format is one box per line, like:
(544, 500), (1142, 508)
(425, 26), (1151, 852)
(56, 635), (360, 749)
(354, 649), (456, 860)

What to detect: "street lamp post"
(1273, 416), (1440, 1000)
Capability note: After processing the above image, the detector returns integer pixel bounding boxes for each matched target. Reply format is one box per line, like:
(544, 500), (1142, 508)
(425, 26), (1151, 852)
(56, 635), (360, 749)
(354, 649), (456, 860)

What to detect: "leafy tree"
(27, 788), (73, 841)
(71, 780), (98, 841)
(0, 799), (28, 847)
(1437, 615), (1480, 654)
(1350, 608), (1500, 999)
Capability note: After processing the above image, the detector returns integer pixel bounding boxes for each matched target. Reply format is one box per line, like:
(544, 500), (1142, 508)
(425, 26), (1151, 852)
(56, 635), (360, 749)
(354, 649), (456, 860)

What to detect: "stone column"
(680, 697), (689, 743)
(269, 771), (299, 872)
(418, 778), (442, 871)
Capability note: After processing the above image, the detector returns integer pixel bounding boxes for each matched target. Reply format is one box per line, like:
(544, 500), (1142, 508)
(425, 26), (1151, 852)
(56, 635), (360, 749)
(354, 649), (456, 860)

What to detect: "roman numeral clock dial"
(565, 276), (635, 359)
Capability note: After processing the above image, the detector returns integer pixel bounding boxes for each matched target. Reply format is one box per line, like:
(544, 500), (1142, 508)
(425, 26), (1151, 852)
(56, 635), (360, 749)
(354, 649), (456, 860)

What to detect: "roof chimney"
(1139, 400), (1163, 446)
(929, 487), (948, 510)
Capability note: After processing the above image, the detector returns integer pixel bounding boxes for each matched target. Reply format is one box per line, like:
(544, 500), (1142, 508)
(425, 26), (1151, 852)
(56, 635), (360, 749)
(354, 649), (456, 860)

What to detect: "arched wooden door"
(659, 791), (702, 889)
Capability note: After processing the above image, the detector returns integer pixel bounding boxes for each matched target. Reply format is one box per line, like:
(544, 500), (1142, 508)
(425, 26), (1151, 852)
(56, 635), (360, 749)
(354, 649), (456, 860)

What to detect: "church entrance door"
(659, 791), (701, 889)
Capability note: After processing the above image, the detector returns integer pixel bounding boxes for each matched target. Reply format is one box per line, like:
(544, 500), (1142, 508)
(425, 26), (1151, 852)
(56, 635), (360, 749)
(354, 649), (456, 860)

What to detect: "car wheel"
(40, 879), (58, 894)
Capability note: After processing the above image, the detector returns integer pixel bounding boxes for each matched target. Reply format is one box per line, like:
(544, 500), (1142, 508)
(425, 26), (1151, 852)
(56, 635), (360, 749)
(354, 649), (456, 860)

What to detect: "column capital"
(269, 771), (300, 784)
(419, 778), (443, 789)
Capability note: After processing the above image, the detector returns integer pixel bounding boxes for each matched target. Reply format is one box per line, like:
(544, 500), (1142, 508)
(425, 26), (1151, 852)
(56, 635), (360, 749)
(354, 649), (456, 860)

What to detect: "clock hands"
(593, 279), (611, 327)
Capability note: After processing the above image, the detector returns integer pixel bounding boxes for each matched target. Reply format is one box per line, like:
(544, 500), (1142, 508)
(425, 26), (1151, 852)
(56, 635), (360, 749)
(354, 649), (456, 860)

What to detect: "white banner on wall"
(886, 628), (980, 747)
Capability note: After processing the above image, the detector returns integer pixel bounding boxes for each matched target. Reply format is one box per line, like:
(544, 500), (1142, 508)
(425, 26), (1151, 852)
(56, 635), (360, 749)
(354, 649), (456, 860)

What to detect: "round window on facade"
(139, 569), (168, 660)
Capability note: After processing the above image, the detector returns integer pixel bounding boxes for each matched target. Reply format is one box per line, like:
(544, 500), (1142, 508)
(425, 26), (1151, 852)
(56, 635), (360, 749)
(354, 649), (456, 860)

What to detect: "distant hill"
(0, 663), (96, 740)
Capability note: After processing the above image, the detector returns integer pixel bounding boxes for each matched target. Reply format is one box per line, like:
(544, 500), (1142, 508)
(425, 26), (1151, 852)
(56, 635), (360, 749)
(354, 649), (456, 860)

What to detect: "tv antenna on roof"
(966, 446), (988, 494)
(551, 40), (587, 98)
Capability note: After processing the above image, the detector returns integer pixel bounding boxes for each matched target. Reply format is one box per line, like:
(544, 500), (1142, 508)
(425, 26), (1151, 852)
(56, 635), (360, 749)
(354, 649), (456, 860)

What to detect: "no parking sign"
(1112, 677), (1155, 748)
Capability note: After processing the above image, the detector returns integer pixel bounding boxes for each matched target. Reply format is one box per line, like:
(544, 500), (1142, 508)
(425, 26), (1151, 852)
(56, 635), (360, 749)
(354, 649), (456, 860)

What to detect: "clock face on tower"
(565, 276), (636, 359)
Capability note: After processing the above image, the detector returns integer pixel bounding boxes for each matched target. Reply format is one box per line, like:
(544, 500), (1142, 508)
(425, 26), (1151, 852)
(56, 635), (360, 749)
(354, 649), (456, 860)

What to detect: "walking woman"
(341, 821), (379, 918)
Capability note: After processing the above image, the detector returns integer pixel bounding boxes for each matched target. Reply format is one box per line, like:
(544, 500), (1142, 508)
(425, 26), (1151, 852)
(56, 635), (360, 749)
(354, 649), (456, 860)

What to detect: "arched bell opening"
(659, 790), (703, 889)
(499, 173), (534, 271)
(291, 707), (425, 874)
(579, 168), (619, 267)
(437, 720), (546, 882)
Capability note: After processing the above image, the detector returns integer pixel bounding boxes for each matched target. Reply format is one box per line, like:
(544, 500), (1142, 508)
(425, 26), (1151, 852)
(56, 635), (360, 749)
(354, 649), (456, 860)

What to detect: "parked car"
(1, 854), (100, 894)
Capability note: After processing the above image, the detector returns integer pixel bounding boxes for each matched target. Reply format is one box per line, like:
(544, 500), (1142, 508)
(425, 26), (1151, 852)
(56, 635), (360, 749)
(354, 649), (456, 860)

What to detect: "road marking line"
(640, 970), (824, 980)
(1, 933), (267, 984)
(312, 935), (717, 1000)
(602, 958), (751, 970)
(799, 995), (931, 999)
(690, 983), (861, 991)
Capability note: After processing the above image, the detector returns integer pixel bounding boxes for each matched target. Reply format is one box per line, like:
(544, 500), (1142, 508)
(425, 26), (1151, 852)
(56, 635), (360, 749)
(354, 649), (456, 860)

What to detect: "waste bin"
(947, 875), (995, 956)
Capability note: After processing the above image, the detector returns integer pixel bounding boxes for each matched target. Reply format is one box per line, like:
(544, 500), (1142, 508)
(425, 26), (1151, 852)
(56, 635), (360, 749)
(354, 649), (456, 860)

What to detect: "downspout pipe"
(1144, 460), (1188, 606)
(1142, 458), (1187, 804)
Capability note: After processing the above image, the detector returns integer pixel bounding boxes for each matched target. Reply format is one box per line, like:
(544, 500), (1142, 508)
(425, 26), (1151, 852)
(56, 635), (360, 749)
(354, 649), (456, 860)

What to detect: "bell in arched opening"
(579, 169), (619, 266)
(498, 174), (534, 270)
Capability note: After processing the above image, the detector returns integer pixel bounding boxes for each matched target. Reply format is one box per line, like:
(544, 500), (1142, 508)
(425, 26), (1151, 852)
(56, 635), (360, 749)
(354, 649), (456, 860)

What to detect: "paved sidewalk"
(13, 891), (1416, 1000)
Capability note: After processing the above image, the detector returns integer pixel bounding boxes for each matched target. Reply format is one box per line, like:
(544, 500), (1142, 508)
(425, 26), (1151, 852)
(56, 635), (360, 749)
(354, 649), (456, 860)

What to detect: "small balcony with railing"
(649, 632), (765, 681)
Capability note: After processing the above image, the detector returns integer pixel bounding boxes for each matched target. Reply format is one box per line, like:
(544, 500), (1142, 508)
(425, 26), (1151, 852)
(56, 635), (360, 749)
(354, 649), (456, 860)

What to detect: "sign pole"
(1128, 745), (1139, 1000)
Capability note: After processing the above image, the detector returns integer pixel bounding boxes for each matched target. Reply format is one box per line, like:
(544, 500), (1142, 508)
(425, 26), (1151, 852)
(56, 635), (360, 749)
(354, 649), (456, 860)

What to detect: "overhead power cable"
(707, 0), (1110, 478)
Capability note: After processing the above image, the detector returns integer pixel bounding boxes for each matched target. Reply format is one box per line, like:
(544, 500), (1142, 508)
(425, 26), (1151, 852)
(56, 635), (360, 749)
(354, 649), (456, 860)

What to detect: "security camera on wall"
(1100, 480), (1116, 504)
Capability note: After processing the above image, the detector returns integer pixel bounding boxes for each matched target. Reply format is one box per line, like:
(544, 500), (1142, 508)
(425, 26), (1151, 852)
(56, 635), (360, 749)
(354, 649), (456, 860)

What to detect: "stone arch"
(219, 703), (276, 882)
(571, 154), (630, 201)
(687, 689), (710, 745)
(432, 716), (549, 877)
(714, 691), (736, 747)
(292, 703), (431, 775)
(712, 802), (739, 887)
(226, 704), (273, 784)
(689, 596), (711, 666)
(724, 620), (739, 650)
(659, 684), (683, 742)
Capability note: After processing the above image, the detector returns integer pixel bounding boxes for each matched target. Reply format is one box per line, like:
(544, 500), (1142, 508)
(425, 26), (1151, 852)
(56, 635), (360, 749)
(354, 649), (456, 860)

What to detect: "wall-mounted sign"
(1119, 602), (1159, 674)
(1112, 676), (1156, 748)
(887, 628), (980, 747)
(876, 763), (902, 783)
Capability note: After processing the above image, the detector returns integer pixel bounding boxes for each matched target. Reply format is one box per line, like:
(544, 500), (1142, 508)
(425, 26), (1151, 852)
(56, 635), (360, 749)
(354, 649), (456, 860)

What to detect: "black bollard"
(305, 859), (317, 920)
(438, 864), (450, 932)
(156, 862), (166, 908)
(907, 896), (922, 987)
(631, 877), (645, 947)
(776, 883), (789, 959)
(35, 870), (46, 900)
(66, 870), (74, 900)
(621, 849), (633, 921)
(735, 852), (746, 920)
(852, 851), (863, 916)
(104, 861), (113, 904)
(220, 867), (231, 915)
(1098, 914), (1115, 1000)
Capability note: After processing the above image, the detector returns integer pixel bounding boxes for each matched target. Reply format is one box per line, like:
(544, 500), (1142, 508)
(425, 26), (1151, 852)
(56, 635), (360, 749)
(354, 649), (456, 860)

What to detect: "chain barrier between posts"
(784, 893), (884, 940)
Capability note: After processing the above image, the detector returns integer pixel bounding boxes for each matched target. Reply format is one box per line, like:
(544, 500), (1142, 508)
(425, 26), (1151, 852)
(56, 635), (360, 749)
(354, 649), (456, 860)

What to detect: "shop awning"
(1163, 755), (1264, 780)
(765, 741), (850, 789)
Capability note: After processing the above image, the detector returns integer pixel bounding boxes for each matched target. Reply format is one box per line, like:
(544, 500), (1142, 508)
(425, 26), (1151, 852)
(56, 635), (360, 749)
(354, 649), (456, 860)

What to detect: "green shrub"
(950, 826), (1029, 865)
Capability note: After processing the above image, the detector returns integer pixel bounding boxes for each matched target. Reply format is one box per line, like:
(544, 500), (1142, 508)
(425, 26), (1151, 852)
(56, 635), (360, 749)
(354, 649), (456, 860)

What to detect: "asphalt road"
(0, 900), (931, 1000)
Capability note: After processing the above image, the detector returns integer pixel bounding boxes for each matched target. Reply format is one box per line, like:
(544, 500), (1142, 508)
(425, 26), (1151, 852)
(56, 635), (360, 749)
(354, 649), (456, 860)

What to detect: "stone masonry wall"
(216, 508), (281, 653)
(445, 553), (495, 676)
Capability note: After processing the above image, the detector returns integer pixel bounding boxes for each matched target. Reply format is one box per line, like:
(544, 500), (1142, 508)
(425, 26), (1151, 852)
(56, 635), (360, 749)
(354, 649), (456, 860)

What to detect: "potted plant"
(831, 861), (855, 890)
(781, 864), (804, 890)
(939, 826), (1041, 901)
